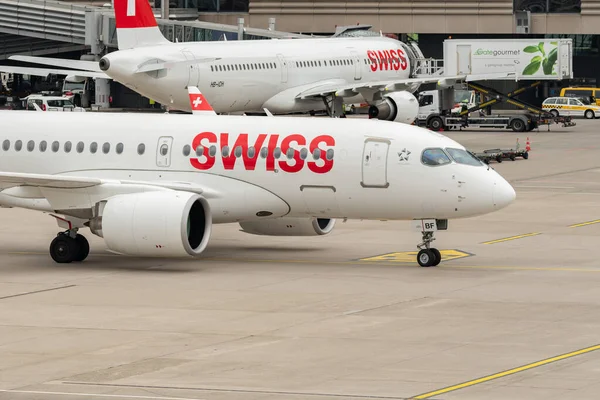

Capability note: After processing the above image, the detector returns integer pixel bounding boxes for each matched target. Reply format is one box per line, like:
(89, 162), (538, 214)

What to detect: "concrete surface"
(1, 119), (600, 400)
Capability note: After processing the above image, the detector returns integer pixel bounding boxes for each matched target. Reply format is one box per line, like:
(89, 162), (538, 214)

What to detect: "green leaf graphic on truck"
(523, 42), (558, 76)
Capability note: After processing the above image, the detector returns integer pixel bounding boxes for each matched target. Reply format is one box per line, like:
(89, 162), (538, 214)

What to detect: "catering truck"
(443, 38), (573, 80)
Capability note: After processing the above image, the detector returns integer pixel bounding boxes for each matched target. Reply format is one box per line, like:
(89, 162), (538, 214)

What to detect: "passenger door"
(568, 98), (584, 116)
(276, 54), (288, 83)
(361, 139), (390, 188)
(350, 50), (361, 80)
(182, 50), (199, 87)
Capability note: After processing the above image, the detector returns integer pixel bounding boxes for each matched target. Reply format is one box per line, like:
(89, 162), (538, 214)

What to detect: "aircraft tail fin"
(187, 86), (217, 116)
(114, 0), (170, 50)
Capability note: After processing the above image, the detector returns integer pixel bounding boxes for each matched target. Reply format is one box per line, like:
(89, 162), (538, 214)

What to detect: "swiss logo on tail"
(188, 87), (216, 115)
(113, 0), (169, 50)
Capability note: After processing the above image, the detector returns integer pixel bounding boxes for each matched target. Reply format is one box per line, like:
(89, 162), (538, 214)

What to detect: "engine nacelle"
(89, 191), (212, 257)
(239, 217), (335, 236)
(368, 91), (419, 124)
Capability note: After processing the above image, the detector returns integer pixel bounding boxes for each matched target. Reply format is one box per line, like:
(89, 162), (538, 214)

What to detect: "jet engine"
(88, 191), (212, 257)
(239, 217), (336, 236)
(368, 91), (419, 124)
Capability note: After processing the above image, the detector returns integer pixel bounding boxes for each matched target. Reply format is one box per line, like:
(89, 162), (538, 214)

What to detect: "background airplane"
(0, 0), (512, 122)
(0, 88), (515, 267)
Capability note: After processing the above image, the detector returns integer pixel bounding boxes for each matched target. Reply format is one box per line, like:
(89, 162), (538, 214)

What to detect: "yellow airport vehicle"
(560, 87), (600, 105)
(542, 96), (600, 119)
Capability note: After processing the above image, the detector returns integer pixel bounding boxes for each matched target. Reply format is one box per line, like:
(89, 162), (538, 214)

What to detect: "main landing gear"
(49, 229), (90, 263)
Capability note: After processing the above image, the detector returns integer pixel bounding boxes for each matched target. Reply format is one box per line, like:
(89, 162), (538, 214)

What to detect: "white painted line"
(0, 389), (203, 400)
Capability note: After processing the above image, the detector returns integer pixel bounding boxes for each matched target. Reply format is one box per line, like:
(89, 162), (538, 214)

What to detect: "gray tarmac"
(1, 118), (600, 400)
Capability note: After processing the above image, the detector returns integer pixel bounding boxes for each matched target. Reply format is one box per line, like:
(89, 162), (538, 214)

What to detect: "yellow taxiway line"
(482, 232), (541, 245)
(569, 219), (600, 228)
(412, 343), (600, 399)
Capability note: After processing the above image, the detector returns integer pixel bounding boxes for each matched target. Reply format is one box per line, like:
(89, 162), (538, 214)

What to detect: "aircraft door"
(156, 136), (173, 167)
(361, 139), (390, 188)
(457, 45), (472, 74)
(351, 50), (361, 80)
(276, 54), (288, 83)
(182, 50), (199, 87)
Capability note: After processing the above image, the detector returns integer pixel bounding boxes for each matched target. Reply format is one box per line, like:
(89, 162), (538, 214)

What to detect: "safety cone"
(526, 137), (531, 152)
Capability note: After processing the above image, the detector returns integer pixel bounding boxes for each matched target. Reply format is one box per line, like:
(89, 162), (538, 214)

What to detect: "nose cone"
(493, 178), (516, 209)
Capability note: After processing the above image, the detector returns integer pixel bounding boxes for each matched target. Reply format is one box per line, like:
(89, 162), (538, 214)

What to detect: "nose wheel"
(49, 230), (90, 263)
(417, 231), (441, 267)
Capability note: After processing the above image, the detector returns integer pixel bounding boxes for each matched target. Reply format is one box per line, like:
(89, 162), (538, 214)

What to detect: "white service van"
(24, 95), (85, 112)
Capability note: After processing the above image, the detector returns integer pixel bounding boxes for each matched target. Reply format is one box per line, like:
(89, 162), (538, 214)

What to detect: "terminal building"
(0, 0), (597, 107)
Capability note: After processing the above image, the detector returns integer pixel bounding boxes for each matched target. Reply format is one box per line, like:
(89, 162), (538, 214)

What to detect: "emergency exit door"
(156, 136), (173, 167)
(457, 44), (472, 74)
(361, 139), (390, 188)
(276, 54), (288, 83)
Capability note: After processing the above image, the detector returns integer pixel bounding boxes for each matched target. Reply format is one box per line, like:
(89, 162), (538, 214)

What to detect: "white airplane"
(0, 88), (515, 267)
(0, 0), (512, 122)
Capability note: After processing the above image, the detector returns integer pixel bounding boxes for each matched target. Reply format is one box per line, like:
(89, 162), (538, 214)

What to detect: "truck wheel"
(511, 119), (526, 132)
(523, 152), (529, 160)
(585, 110), (595, 119)
(428, 116), (444, 131)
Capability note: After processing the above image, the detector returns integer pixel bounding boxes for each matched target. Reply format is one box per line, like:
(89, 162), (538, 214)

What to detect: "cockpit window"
(446, 148), (483, 166)
(422, 148), (451, 166)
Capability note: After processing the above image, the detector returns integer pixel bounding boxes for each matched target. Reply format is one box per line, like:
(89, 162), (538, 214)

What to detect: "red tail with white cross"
(113, 0), (169, 50)
(187, 86), (217, 116)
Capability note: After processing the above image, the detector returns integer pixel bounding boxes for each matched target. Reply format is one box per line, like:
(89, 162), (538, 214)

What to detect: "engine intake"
(368, 91), (419, 124)
(89, 191), (212, 257)
(239, 217), (335, 236)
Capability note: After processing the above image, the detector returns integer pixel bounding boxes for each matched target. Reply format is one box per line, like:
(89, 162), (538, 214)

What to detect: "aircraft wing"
(0, 66), (109, 79)
(0, 172), (206, 194)
(296, 72), (517, 99)
(8, 56), (103, 72)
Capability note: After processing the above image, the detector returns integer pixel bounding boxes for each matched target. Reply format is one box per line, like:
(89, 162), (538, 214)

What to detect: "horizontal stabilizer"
(9, 56), (103, 72)
(0, 66), (109, 80)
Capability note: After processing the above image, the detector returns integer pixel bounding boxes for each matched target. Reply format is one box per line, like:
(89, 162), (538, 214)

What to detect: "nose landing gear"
(417, 231), (441, 267)
(49, 229), (90, 263)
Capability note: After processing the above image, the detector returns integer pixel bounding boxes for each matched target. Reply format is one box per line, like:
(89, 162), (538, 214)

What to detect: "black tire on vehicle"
(585, 109), (595, 119)
(523, 152), (529, 160)
(511, 118), (526, 132)
(550, 109), (559, 117)
(428, 116), (444, 131)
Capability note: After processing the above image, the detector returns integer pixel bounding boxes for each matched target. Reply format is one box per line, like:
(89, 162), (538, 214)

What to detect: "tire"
(417, 249), (435, 267)
(74, 234), (90, 262)
(49, 235), (78, 263)
(430, 248), (442, 266)
(496, 156), (503, 163)
(510, 154), (516, 161)
(428, 116), (444, 131)
(585, 109), (595, 119)
(511, 119), (526, 132)
(550, 109), (559, 117)
(523, 152), (529, 160)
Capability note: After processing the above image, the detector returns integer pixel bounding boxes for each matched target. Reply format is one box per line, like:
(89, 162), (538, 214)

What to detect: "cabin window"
(312, 148), (321, 160)
(27, 140), (34, 152)
(260, 147), (268, 158)
(209, 145), (217, 157)
(445, 148), (483, 166)
(222, 145), (230, 157)
(182, 144), (191, 156)
(326, 149), (334, 160)
(300, 148), (308, 160)
(137, 143), (145, 155)
(421, 148), (451, 166)
(195, 146), (204, 157)
(102, 142), (110, 154)
(64, 141), (72, 153)
(2, 140), (9, 151)
(116, 143), (124, 154)
(39, 141), (47, 152)
(234, 146), (243, 158)
(273, 147), (281, 159)
(76, 141), (84, 153)
(51, 141), (59, 153)
(210, 66), (214, 71)
(15, 140), (22, 152)
(247, 146), (256, 158)
(286, 148), (294, 159)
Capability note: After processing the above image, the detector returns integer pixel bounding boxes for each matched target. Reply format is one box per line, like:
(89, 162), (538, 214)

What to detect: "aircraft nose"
(493, 177), (516, 209)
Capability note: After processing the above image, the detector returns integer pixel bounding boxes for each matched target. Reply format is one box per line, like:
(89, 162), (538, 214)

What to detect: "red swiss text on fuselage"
(367, 48), (408, 72)
(189, 132), (335, 174)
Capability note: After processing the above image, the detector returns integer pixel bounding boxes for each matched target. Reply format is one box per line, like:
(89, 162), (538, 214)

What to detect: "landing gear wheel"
(49, 234), (78, 264)
(74, 234), (89, 262)
(417, 249), (436, 267)
(430, 248), (442, 266)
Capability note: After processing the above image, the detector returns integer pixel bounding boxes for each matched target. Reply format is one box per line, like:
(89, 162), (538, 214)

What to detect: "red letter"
(377, 50), (389, 71)
(266, 134), (279, 171)
(367, 50), (377, 72)
(307, 135), (335, 174)
(190, 132), (217, 170)
(278, 134), (306, 173)
(220, 133), (267, 170)
(389, 49), (400, 71)
(397, 48), (407, 70)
